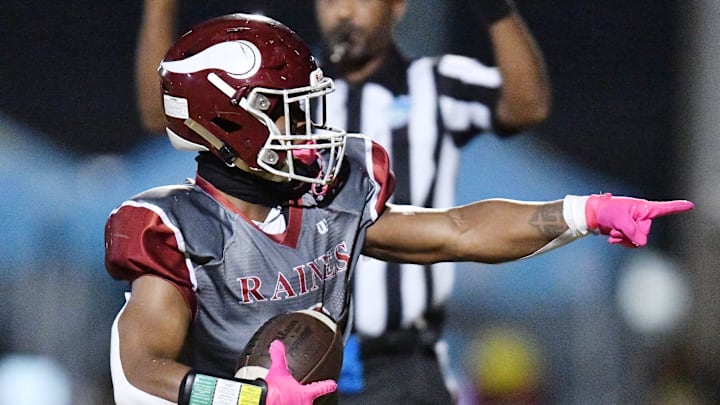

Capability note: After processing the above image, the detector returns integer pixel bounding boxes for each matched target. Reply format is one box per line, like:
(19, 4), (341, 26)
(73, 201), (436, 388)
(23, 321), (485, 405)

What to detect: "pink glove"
(585, 193), (694, 248)
(265, 340), (337, 405)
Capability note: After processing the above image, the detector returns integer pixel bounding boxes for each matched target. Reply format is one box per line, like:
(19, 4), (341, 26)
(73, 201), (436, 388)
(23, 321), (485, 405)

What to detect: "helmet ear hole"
(211, 116), (242, 134)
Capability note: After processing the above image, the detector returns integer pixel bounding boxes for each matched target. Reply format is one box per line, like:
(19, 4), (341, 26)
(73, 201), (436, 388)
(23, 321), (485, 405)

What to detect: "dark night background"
(3, 2), (716, 404)
(0, 1), (679, 199)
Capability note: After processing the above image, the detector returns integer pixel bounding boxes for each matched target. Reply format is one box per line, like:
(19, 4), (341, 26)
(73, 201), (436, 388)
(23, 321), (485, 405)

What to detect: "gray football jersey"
(105, 135), (394, 376)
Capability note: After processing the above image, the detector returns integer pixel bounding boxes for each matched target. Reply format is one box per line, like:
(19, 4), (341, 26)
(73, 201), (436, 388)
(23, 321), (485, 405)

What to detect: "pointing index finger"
(646, 200), (695, 219)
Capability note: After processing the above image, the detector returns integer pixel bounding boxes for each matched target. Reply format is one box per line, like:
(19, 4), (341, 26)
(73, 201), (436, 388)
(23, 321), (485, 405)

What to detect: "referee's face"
(315, 0), (406, 68)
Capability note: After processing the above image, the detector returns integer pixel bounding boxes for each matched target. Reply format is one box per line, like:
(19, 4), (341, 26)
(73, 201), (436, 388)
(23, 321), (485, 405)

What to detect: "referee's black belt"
(358, 327), (438, 359)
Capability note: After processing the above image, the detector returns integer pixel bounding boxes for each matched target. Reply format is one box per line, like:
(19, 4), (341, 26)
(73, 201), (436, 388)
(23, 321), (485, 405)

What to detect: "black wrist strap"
(477, 0), (516, 27)
(178, 370), (268, 405)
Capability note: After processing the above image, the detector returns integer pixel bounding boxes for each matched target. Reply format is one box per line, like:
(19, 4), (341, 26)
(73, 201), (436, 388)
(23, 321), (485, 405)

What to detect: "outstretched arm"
(364, 199), (564, 264)
(135, 0), (178, 133)
(363, 195), (694, 265)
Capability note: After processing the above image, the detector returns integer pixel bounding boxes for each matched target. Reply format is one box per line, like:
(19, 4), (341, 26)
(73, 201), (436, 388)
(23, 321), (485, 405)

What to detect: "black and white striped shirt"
(323, 47), (503, 337)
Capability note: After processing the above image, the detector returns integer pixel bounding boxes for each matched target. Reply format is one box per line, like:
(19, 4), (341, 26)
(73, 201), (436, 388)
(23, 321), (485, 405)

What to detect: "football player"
(106, 13), (693, 405)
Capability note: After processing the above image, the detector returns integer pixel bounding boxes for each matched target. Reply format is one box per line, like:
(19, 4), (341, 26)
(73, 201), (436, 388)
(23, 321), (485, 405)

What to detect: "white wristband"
(563, 195), (590, 236)
(521, 195), (590, 259)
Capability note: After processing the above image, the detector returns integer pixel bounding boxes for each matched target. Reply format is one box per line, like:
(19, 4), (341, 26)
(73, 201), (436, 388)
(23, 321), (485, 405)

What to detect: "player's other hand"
(265, 340), (337, 405)
(586, 193), (694, 248)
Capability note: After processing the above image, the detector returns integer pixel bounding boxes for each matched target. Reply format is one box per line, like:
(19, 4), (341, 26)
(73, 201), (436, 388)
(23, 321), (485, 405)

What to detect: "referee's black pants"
(338, 332), (455, 404)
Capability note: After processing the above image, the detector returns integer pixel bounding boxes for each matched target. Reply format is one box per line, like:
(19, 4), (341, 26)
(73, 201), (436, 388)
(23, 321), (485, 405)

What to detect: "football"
(235, 309), (344, 403)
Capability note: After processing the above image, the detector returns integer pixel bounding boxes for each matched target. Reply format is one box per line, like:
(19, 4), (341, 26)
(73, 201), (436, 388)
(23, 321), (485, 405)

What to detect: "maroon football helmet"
(159, 13), (346, 185)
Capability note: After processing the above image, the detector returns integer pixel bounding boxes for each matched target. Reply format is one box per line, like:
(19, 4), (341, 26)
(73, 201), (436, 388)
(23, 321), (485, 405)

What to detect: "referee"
(314, 0), (550, 403)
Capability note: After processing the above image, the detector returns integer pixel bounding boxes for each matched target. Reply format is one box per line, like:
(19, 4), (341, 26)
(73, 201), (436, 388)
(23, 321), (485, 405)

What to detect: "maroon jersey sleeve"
(105, 202), (196, 314)
(367, 138), (396, 217)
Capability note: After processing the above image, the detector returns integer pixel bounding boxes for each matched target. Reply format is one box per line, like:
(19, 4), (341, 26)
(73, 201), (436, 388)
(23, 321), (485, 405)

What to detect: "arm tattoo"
(528, 204), (566, 237)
